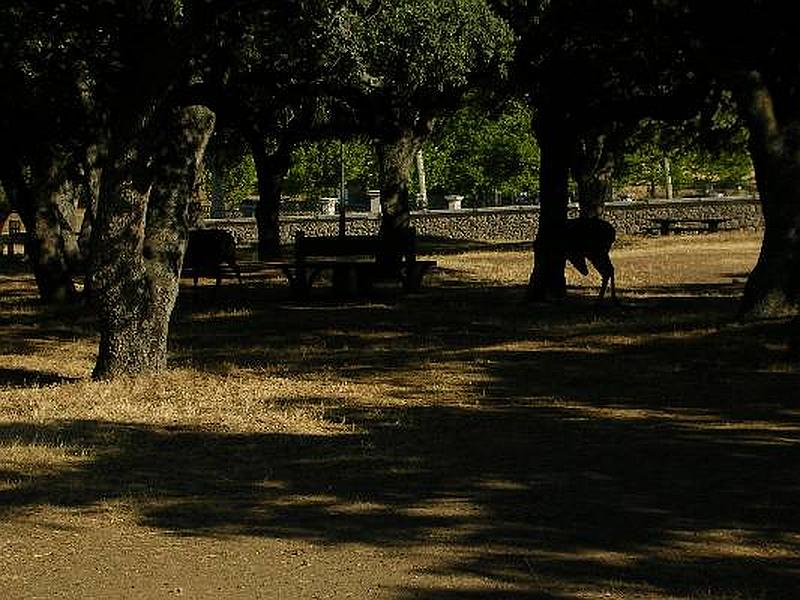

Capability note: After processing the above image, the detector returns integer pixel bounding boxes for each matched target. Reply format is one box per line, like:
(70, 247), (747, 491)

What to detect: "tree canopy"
(3, 0), (800, 377)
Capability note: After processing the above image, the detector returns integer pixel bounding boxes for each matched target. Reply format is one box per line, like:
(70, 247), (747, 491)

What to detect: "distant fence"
(205, 197), (764, 248)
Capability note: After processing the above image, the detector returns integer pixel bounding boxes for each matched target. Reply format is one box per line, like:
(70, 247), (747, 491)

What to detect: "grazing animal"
(182, 228), (242, 286)
(564, 217), (617, 303)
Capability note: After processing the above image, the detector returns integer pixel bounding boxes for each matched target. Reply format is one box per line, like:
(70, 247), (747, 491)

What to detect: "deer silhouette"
(183, 228), (243, 287)
(564, 217), (617, 303)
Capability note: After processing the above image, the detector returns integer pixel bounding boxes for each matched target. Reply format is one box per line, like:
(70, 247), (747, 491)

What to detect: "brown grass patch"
(1, 231), (798, 599)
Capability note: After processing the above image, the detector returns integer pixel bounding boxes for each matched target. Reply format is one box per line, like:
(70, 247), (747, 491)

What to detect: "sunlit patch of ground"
(1, 231), (798, 599)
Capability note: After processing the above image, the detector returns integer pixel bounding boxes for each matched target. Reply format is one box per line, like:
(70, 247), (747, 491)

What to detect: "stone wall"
(206, 197), (764, 246)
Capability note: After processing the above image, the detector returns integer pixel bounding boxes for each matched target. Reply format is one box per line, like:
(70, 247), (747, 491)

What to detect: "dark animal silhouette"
(182, 228), (242, 286)
(564, 217), (617, 302)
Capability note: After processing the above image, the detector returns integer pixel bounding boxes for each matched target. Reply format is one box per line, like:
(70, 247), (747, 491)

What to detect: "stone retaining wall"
(206, 197), (764, 246)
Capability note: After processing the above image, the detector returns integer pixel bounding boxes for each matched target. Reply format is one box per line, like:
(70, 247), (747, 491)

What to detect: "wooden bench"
(644, 217), (731, 236)
(264, 228), (436, 298)
(0, 232), (27, 256)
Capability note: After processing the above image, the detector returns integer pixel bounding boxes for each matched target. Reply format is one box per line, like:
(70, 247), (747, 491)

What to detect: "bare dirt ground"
(1, 231), (799, 599)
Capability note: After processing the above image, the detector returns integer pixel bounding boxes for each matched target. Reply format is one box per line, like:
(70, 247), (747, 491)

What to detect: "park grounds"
(1, 230), (799, 599)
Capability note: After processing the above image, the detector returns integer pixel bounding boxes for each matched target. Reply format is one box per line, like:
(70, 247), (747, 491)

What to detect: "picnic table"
(0, 232), (27, 256)
(262, 228), (436, 298)
(645, 217), (731, 236)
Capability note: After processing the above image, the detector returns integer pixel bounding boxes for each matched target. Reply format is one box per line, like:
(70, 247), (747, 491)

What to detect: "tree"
(336, 0), (514, 241)
(424, 99), (540, 203)
(0, 3), (95, 302)
(194, 1), (359, 258)
(0, 185), (8, 215)
(617, 113), (753, 198)
(495, 0), (724, 300)
(203, 129), (257, 218)
(91, 105), (214, 378)
(82, 2), (225, 378)
(524, 0), (800, 316)
(692, 3), (800, 316)
(284, 138), (378, 202)
(0, 1), (242, 377)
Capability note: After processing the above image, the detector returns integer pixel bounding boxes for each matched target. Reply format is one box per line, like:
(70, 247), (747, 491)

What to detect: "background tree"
(424, 99), (540, 204)
(0, 0), (269, 377)
(336, 0), (514, 241)
(196, 1), (361, 257)
(495, 0), (724, 300)
(203, 129), (257, 218)
(284, 137), (378, 203)
(617, 112), (753, 199)
(0, 2), (95, 303)
(675, 2), (800, 316)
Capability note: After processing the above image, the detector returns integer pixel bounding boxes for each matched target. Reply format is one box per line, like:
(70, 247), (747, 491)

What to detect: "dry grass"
(1, 231), (799, 599)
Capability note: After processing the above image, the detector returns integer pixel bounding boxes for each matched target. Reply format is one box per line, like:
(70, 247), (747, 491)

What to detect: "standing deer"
(182, 228), (243, 286)
(564, 217), (617, 303)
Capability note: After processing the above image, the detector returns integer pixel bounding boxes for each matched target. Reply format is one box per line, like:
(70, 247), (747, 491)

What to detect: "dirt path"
(2, 509), (442, 599)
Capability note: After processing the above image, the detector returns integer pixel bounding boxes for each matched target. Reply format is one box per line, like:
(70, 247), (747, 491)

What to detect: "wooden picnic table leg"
(403, 263), (423, 292)
(332, 264), (360, 297)
(284, 265), (312, 298)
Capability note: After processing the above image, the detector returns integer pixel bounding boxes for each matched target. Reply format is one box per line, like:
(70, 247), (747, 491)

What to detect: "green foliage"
(336, 0), (515, 133)
(358, 0), (513, 96)
(203, 155), (257, 214)
(618, 117), (754, 194)
(425, 100), (540, 198)
(202, 129), (257, 214)
(283, 101), (542, 204)
(284, 138), (378, 200)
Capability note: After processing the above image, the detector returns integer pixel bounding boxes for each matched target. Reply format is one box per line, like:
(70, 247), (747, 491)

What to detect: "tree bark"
(2, 157), (81, 303)
(90, 106), (215, 379)
(250, 137), (292, 259)
(77, 146), (102, 278)
(376, 131), (419, 237)
(527, 118), (572, 301)
(573, 133), (614, 218)
(734, 71), (800, 317)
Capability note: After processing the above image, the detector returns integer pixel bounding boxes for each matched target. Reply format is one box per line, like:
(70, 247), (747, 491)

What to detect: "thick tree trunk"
(735, 72), (800, 317)
(527, 121), (572, 301)
(376, 131), (419, 238)
(573, 134), (614, 218)
(90, 106), (215, 379)
(250, 138), (292, 259)
(3, 158), (81, 303)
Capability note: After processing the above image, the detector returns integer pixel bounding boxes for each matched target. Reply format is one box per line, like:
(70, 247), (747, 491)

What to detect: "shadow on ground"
(0, 367), (80, 388)
(2, 269), (799, 597)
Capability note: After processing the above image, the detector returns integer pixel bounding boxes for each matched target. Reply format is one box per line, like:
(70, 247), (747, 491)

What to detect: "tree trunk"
(573, 133), (614, 218)
(735, 71), (800, 317)
(3, 158), (81, 303)
(377, 131), (419, 237)
(527, 120), (572, 301)
(416, 149), (428, 210)
(73, 143), (103, 293)
(250, 138), (292, 259)
(90, 106), (215, 379)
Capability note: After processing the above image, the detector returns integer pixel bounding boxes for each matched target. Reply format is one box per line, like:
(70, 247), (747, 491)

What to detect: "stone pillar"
(368, 189), (382, 214)
(445, 195), (463, 211)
